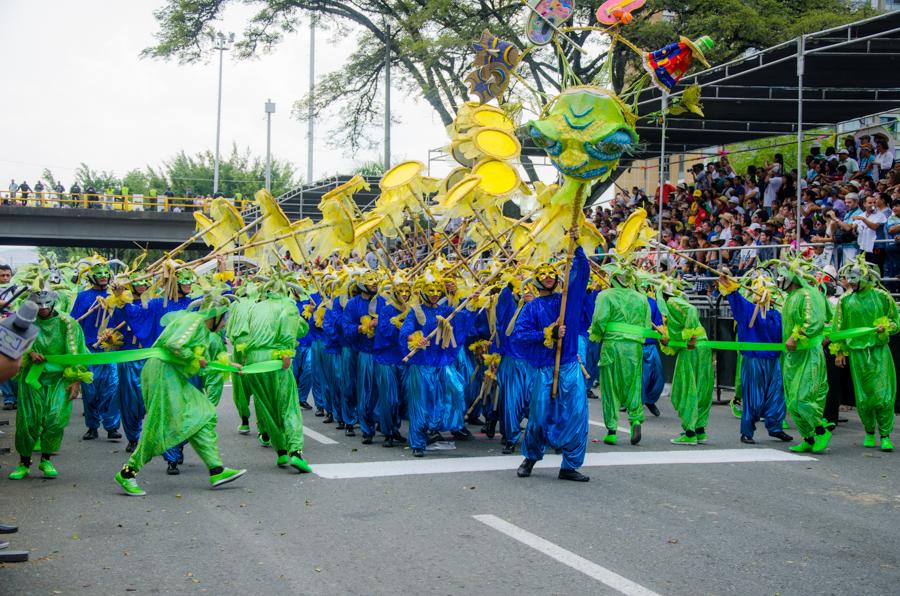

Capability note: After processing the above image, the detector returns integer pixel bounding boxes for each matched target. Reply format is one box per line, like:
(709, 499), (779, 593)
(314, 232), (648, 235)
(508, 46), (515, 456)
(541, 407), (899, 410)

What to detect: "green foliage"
(37, 246), (207, 268)
(723, 129), (834, 176)
(353, 160), (387, 177)
(145, 0), (871, 151)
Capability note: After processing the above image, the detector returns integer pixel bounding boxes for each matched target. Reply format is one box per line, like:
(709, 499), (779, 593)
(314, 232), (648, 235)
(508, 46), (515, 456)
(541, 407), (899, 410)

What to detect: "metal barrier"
(0, 191), (251, 213)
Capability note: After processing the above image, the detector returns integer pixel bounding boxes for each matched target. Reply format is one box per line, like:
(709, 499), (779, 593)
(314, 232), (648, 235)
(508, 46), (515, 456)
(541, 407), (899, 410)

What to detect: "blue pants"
(740, 356), (786, 438)
(82, 362), (120, 432)
(339, 347), (358, 426)
(497, 356), (532, 445)
(310, 341), (329, 411)
(163, 376), (204, 464)
(522, 361), (588, 470)
(293, 344), (313, 405)
(1, 378), (17, 406)
(455, 348), (478, 410)
(578, 335), (600, 388)
(405, 364), (464, 449)
(117, 360), (145, 443)
(356, 352), (377, 437)
(374, 362), (401, 438)
(641, 344), (665, 406)
(322, 351), (340, 417)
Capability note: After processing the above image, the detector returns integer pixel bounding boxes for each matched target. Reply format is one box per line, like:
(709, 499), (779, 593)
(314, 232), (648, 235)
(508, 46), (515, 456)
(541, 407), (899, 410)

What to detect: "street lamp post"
(265, 99), (275, 191)
(212, 31), (235, 195)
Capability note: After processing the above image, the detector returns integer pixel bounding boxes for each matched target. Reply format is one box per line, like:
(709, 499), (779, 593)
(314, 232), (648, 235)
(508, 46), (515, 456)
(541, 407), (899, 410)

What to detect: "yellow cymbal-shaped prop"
(472, 159), (520, 198)
(472, 127), (521, 161)
(615, 208), (655, 258)
(380, 161), (424, 192)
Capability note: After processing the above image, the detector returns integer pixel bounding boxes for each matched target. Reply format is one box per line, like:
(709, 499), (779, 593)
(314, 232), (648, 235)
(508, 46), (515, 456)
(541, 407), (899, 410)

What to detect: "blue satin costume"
(492, 286), (534, 446)
(514, 247), (590, 470)
(578, 289), (601, 389)
(119, 300), (156, 443)
(373, 300), (407, 439)
(324, 300), (357, 426)
(727, 292), (786, 438)
(343, 294), (378, 437)
(294, 297), (314, 407)
(71, 288), (123, 433)
(306, 293), (330, 413)
(642, 296), (665, 406)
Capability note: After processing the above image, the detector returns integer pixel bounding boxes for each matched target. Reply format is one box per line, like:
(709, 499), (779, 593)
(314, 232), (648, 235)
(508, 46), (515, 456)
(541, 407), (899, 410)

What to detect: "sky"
(0, 0), (454, 189)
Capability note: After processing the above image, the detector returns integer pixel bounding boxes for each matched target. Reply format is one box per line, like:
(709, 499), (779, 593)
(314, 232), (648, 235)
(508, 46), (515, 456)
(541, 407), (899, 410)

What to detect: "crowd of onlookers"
(587, 133), (900, 295)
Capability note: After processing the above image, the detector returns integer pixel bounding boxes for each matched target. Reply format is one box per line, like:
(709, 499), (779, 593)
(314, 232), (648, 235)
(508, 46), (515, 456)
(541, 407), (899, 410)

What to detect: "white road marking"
(303, 427), (339, 445)
(312, 448), (814, 479)
(474, 514), (661, 596)
(589, 420), (630, 434)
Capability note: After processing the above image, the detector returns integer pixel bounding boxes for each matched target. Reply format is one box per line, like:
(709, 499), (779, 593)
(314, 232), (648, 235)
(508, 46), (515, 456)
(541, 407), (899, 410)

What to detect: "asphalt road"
(1, 384), (898, 595)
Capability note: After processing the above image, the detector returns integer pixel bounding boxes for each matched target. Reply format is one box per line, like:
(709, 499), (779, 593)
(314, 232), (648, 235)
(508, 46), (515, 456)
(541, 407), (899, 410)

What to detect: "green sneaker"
(38, 460), (58, 478)
(782, 419), (790, 431)
(670, 434), (697, 446)
(729, 399), (741, 418)
(695, 433), (708, 444)
(602, 433), (617, 445)
(863, 434), (877, 448)
(114, 471), (146, 496)
(8, 465), (29, 480)
(257, 434), (271, 448)
(812, 430), (832, 454)
(276, 454), (289, 468)
(881, 437), (894, 452)
(290, 455), (312, 474)
(789, 441), (814, 453)
(237, 424), (250, 435)
(33, 439), (42, 452)
(210, 468), (246, 488)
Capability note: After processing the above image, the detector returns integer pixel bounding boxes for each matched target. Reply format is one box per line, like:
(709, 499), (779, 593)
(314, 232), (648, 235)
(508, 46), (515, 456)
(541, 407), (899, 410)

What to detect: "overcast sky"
(0, 0), (453, 189)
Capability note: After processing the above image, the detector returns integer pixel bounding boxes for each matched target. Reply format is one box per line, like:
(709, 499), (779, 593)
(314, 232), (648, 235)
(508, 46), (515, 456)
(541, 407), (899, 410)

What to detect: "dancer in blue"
(70, 257), (123, 441)
(292, 279), (314, 412)
(577, 278), (601, 399)
(323, 280), (357, 435)
(342, 270), (381, 444)
(118, 273), (154, 453)
(373, 273), (410, 447)
(515, 227), (591, 482)
(642, 291), (665, 417)
(719, 273), (793, 444)
(303, 279), (328, 418)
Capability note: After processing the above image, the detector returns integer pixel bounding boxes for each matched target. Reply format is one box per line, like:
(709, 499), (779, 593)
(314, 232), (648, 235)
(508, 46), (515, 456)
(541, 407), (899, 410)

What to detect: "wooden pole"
(551, 183), (585, 399)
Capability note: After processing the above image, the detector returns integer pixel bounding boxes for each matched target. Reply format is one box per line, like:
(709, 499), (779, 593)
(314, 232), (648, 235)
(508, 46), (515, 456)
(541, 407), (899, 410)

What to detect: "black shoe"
(466, 415), (484, 426)
(107, 430), (122, 441)
(0, 524), (17, 534)
(482, 420), (497, 439)
(426, 431), (443, 445)
(125, 441), (137, 453)
(553, 448), (562, 455)
(517, 459), (536, 478)
(314, 408), (325, 417)
(451, 428), (473, 440)
(630, 424), (642, 445)
(412, 448), (425, 457)
(502, 442), (515, 455)
(740, 435), (756, 444)
(299, 401), (313, 411)
(323, 413), (334, 423)
(166, 462), (180, 475)
(345, 426), (356, 437)
(382, 438), (396, 448)
(392, 432), (405, 442)
(770, 431), (793, 442)
(647, 403), (661, 417)
(361, 435), (373, 445)
(558, 469), (590, 482)
(588, 391), (599, 400)
(838, 417), (848, 423)
(2, 404), (15, 411)
(82, 428), (99, 441)
(336, 422), (346, 430)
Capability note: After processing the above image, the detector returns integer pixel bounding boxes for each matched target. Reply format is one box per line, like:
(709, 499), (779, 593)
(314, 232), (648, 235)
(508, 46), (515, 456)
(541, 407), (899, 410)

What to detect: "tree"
(145, 0), (873, 152)
(74, 163), (121, 191)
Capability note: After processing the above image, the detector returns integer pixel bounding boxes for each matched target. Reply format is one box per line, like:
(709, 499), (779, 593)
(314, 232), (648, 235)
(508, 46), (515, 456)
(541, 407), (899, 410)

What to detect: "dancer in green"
(9, 287), (90, 480)
(658, 278), (713, 446)
(226, 290), (256, 435)
(590, 263), (650, 446)
(777, 260), (831, 454)
(230, 280), (311, 473)
(831, 257), (899, 451)
(114, 305), (246, 496)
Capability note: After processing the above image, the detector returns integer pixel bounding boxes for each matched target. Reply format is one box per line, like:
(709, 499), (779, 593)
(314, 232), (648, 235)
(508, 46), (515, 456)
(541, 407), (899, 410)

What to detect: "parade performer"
(292, 278), (315, 411)
(641, 281), (665, 416)
(590, 263), (650, 446)
(445, 274), (478, 437)
(324, 276), (358, 435)
(9, 287), (90, 480)
(303, 277), (328, 418)
(777, 260), (832, 454)
(657, 277), (713, 445)
(831, 258), (899, 451)
(372, 273), (410, 447)
(230, 278), (312, 473)
(70, 257), (123, 441)
(114, 305), (246, 496)
(342, 270), (381, 444)
(514, 231), (591, 482)
(226, 283), (257, 435)
(119, 273), (154, 453)
(719, 272), (792, 444)
(578, 276), (601, 399)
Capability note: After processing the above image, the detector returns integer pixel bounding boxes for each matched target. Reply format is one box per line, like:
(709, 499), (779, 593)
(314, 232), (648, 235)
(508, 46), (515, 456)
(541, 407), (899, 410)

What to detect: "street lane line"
(590, 420), (630, 433)
(312, 448), (814, 479)
(474, 514), (661, 596)
(303, 427), (339, 445)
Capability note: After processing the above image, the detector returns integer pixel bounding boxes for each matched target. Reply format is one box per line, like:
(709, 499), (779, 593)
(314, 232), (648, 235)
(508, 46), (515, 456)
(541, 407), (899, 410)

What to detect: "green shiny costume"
(663, 296), (713, 433)
(228, 295), (308, 453)
(590, 287), (650, 431)
(125, 312), (226, 473)
(202, 331), (227, 407)
(831, 287), (899, 437)
(226, 298), (254, 420)
(781, 287), (829, 439)
(16, 313), (89, 456)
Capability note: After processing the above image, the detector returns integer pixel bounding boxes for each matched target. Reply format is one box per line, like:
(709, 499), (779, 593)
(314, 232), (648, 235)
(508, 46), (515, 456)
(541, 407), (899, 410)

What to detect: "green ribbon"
(602, 322), (880, 353)
(24, 348), (286, 390)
